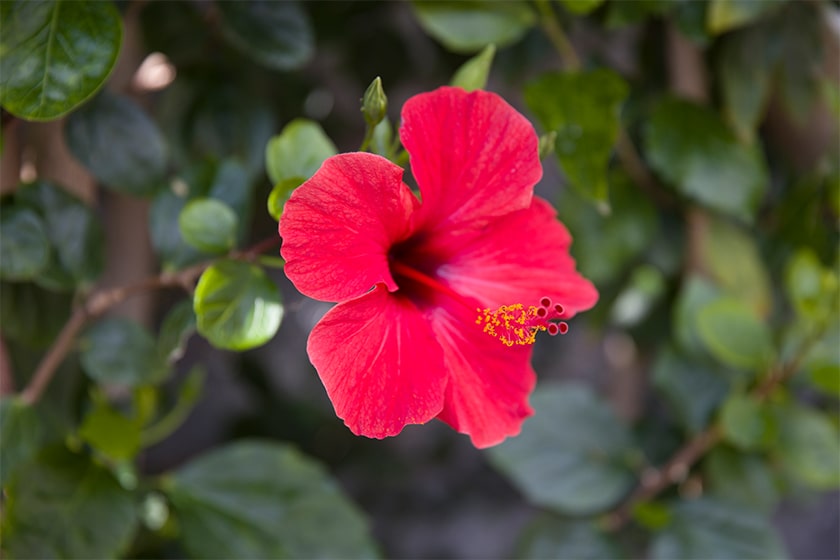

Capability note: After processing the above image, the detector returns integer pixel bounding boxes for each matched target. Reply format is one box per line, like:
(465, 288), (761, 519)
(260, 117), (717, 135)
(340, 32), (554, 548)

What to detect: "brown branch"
(0, 335), (16, 397)
(18, 236), (281, 406)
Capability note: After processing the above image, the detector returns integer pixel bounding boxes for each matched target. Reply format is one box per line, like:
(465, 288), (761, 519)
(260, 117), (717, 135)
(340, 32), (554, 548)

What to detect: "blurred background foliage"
(0, 0), (838, 558)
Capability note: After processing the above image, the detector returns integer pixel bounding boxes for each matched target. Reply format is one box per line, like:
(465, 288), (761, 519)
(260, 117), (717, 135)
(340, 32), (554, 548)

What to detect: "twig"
(534, 0), (581, 70)
(0, 335), (17, 396)
(18, 236), (281, 406)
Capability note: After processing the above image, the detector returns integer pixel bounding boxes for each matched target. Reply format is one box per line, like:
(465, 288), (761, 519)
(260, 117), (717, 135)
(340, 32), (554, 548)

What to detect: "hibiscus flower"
(279, 86), (598, 448)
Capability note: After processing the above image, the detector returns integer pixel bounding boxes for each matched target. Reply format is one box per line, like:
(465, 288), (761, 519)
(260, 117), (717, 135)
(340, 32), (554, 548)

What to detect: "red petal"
(400, 86), (541, 231)
(432, 197), (599, 316)
(279, 153), (417, 302)
(428, 301), (536, 448)
(307, 285), (447, 439)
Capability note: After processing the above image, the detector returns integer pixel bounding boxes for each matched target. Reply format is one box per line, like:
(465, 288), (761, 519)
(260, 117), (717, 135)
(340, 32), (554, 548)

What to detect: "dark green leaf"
(16, 180), (104, 287)
(0, 281), (73, 348)
(516, 514), (619, 559)
(643, 98), (768, 222)
(178, 198), (238, 254)
(650, 497), (786, 559)
(652, 346), (729, 434)
(716, 27), (773, 141)
(0, 0), (122, 120)
(265, 119), (337, 186)
(526, 69), (628, 205)
(451, 44), (496, 92)
(78, 402), (142, 461)
(267, 177), (304, 222)
(411, 0), (535, 53)
(560, 0), (604, 15)
(719, 394), (775, 450)
(673, 275), (722, 358)
(0, 398), (47, 486)
(0, 206), (50, 280)
(708, 0), (784, 35)
(157, 300), (196, 366)
(79, 317), (161, 387)
(167, 440), (378, 558)
(217, 0), (313, 71)
(488, 383), (636, 515)
(773, 402), (840, 490)
(772, 4), (822, 122)
(193, 260), (283, 351)
(65, 92), (167, 196)
(696, 297), (774, 371)
(2, 446), (137, 558)
(140, 367), (204, 447)
(149, 186), (205, 271)
(705, 447), (779, 512)
(606, 0), (669, 27)
(556, 170), (657, 286)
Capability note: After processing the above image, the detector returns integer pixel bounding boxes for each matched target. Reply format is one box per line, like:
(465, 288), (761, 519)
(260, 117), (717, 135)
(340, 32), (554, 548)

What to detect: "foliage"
(1, 0), (837, 558)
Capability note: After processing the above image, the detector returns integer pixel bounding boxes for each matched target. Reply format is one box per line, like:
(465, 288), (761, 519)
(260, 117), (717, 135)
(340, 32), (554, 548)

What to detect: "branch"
(18, 236), (281, 406)
(534, 0), (581, 70)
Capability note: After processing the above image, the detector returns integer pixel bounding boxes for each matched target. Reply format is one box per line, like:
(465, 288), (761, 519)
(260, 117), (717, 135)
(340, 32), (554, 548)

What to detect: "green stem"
(534, 0), (581, 70)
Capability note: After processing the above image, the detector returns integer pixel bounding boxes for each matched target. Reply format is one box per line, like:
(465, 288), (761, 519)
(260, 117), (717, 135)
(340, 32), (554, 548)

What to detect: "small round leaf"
(178, 198), (238, 254)
(0, 206), (50, 280)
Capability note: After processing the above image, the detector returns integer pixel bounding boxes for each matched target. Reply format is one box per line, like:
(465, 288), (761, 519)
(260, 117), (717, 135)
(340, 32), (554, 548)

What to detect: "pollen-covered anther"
(477, 296), (569, 346)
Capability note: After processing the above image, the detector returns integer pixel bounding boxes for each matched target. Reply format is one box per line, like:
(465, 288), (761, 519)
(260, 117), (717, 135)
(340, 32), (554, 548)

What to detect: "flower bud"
(361, 77), (387, 127)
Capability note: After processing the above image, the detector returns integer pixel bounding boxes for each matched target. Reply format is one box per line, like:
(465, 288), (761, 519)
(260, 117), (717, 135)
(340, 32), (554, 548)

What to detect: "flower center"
(476, 297), (569, 346)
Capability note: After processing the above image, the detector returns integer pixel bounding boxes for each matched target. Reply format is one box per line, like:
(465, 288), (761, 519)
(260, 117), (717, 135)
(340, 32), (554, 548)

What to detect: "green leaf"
(643, 97), (768, 222)
(556, 170), (657, 286)
(652, 346), (729, 434)
(773, 402), (840, 490)
(719, 394), (775, 450)
(650, 497), (786, 559)
(0, 206), (50, 280)
(632, 501), (672, 530)
(559, 0), (604, 15)
(157, 300), (196, 366)
(411, 0), (535, 53)
(193, 260), (284, 351)
(0, 398), (47, 486)
(525, 69), (628, 205)
(700, 215), (773, 316)
(141, 367), (205, 447)
(488, 383), (636, 515)
(178, 198), (238, 254)
(267, 177), (304, 222)
(605, 0), (669, 27)
(265, 119), (337, 186)
(16, 180), (105, 287)
(2, 446), (137, 558)
(166, 440), (378, 558)
(705, 447), (779, 512)
(217, 0), (313, 71)
(708, 0), (783, 35)
(673, 275), (722, 358)
(450, 44), (496, 92)
(609, 264), (666, 327)
(0, 0), (122, 121)
(78, 403), (142, 461)
(0, 281), (72, 347)
(696, 297), (774, 372)
(516, 515), (619, 559)
(65, 91), (167, 196)
(784, 248), (830, 319)
(149, 186), (205, 271)
(79, 317), (162, 387)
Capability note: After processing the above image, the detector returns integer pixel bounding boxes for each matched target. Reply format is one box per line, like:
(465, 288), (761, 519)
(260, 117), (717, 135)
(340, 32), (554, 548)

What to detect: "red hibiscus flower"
(279, 86), (598, 448)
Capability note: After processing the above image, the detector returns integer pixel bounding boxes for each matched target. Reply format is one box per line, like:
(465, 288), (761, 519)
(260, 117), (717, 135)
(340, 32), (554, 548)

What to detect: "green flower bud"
(361, 77), (387, 127)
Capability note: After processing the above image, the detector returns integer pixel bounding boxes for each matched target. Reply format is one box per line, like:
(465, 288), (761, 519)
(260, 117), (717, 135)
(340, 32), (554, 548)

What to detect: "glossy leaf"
(268, 177), (305, 222)
(217, 0), (313, 71)
(65, 92), (167, 196)
(526, 69), (628, 205)
(2, 446), (137, 559)
(79, 317), (162, 387)
(650, 497), (786, 559)
(450, 44), (496, 92)
(705, 447), (779, 512)
(696, 297), (774, 372)
(644, 97), (768, 222)
(0, 398), (47, 486)
(193, 260), (284, 351)
(719, 394), (775, 450)
(652, 346), (729, 434)
(708, 0), (783, 35)
(157, 300), (196, 366)
(773, 402), (840, 490)
(78, 403), (142, 461)
(516, 515), (619, 559)
(716, 26), (772, 141)
(265, 119), (337, 186)
(149, 186), (205, 271)
(166, 440), (378, 558)
(178, 198), (238, 254)
(0, 206), (50, 281)
(411, 0), (535, 53)
(488, 383), (636, 515)
(0, 0), (121, 120)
